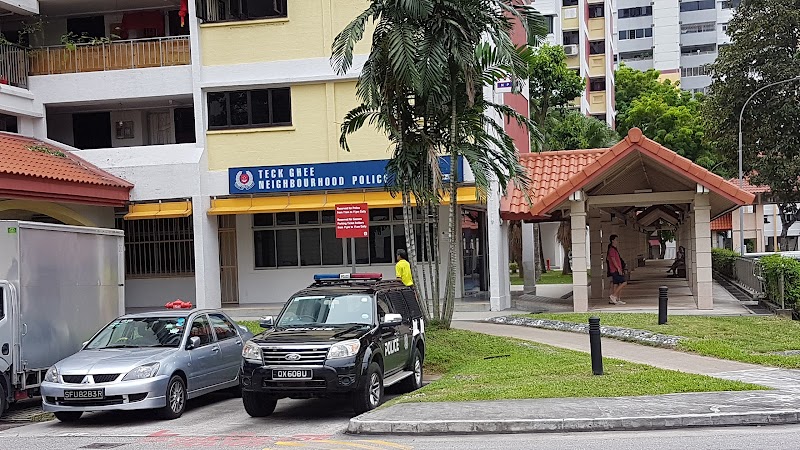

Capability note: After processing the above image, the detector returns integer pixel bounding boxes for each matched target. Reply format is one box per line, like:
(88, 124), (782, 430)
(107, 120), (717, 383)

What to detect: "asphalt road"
(3, 392), (800, 450)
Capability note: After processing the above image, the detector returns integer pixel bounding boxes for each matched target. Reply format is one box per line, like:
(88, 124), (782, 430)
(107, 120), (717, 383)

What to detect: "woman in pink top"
(607, 234), (627, 305)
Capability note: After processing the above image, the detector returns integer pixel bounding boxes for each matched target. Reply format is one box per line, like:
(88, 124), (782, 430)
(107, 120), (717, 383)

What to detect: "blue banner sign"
(229, 157), (464, 194)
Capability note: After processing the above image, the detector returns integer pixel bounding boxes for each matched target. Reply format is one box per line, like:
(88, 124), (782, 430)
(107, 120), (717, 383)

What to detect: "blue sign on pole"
(229, 157), (464, 195)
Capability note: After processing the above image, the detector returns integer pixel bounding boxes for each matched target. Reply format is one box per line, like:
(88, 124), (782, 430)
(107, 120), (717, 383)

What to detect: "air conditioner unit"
(563, 44), (579, 56)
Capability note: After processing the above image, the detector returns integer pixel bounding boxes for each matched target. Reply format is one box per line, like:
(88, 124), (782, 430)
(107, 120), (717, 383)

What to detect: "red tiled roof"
(0, 133), (131, 188)
(711, 212), (732, 231)
(501, 128), (756, 220)
(726, 177), (770, 194)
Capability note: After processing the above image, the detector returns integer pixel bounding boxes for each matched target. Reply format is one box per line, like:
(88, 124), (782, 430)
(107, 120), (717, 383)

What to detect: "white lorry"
(0, 221), (124, 416)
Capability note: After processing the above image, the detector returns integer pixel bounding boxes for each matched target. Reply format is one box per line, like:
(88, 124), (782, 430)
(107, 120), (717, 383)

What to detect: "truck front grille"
(262, 346), (330, 366)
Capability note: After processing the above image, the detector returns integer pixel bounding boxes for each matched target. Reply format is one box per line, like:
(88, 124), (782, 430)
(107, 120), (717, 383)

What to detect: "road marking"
(360, 440), (412, 449)
(311, 440), (389, 449)
(275, 443), (306, 447)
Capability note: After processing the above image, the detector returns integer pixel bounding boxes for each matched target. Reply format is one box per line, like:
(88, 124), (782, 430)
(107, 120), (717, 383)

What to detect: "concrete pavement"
(348, 320), (800, 435)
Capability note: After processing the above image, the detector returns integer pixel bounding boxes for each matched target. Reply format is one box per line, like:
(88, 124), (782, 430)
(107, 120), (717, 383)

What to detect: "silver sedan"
(40, 309), (253, 422)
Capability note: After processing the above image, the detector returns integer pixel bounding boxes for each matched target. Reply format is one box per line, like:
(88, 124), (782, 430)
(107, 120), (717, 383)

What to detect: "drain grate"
(80, 444), (126, 449)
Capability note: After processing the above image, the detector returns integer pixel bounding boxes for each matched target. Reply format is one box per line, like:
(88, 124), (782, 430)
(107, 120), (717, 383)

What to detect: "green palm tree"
(332, 0), (545, 327)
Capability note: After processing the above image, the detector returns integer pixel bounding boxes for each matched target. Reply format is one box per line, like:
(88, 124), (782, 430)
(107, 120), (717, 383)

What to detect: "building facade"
(615, 0), (737, 93)
(0, 0), (482, 310)
(532, 0), (617, 126)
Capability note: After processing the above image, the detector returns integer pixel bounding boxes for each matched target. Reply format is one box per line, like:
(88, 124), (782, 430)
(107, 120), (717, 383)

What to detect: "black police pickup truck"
(239, 273), (426, 416)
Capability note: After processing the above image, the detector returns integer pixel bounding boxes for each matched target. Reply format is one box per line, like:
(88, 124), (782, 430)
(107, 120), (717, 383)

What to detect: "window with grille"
(252, 208), (432, 269)
(116, 216), (195, 278)
(196, 0), (287, 23)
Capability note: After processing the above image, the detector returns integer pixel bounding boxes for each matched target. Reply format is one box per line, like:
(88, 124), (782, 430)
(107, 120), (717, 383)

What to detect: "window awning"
(207, 187), (480, 215)
(124, 201), (193, 220)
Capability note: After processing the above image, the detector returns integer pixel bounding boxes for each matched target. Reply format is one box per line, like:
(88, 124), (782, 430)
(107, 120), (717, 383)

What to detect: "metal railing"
(733, 256), (765, 299)
(28, 36), (190, 76)
(0, 42), (29, 88)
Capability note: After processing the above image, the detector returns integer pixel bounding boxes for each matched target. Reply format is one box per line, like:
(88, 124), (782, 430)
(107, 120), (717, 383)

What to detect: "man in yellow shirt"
(395, 249), (414, 286)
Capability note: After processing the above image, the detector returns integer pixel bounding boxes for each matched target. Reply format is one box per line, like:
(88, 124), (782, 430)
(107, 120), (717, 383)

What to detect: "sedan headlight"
(44, 366), (59, 383)
(122, 363), (160, 381)
(242, 341), (263, 364)
(326, 339), (361, 359)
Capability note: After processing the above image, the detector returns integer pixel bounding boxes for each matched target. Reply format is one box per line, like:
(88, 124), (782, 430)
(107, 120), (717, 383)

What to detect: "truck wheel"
(159, 375), (187, 420)
(242, 391), (277, 417)
(0, 383), (6, 416)
(54, 412), (82, 422)
(398, 348), (423, 393)
(352, 362), (383, 414)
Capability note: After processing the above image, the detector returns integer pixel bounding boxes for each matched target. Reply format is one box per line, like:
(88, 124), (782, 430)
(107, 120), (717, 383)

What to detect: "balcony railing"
(29, 36), (190, 76)
(0, 43), (29, 89)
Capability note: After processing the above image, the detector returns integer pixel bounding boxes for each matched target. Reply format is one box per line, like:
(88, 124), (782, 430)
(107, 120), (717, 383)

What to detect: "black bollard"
(589, 316), (603, 375)
(658, 286), (668, 325)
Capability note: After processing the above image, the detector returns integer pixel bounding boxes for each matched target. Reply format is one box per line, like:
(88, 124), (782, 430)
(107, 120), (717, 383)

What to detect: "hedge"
(711, 248), (739, 279)
(759, 254), (800, 310)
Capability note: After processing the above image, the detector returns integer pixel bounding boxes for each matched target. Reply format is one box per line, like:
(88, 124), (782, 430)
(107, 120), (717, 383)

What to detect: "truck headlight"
(327, 339), (360, 359)
(242, 341), (263, 364)
(44, 366), (60, 383)
(122, 363), (160, 381)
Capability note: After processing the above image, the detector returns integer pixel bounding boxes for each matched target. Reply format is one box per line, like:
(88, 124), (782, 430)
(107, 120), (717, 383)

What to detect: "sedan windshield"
(277, 295), (374, 327)
(85, 317), (186, 349)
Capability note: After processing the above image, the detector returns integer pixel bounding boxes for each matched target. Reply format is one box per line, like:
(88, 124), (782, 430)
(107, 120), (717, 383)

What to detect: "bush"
(509, 262), (519, 274)
(711, 248), (739, 278)
(759, 254), (800, 309)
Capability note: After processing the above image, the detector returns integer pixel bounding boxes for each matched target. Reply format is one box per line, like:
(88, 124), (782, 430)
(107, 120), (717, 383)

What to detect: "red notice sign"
(335, 203), (369, 239)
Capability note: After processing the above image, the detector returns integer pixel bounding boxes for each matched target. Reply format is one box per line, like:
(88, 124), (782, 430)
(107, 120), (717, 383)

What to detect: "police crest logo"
(234, 170), (255, 191)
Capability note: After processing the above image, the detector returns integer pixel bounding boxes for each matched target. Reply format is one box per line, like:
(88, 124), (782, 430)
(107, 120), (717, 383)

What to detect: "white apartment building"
(615, 0), (737, 93)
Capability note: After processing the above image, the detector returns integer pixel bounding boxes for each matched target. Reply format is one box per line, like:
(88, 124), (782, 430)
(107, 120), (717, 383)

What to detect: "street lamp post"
(737, 76), (800, 254)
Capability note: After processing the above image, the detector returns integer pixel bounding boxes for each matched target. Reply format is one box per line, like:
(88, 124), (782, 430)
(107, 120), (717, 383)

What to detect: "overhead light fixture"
(634, 189), (653, 193)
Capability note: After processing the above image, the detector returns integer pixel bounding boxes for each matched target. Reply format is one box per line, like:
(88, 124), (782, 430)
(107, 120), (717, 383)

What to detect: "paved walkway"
(349, 318), (800, 435)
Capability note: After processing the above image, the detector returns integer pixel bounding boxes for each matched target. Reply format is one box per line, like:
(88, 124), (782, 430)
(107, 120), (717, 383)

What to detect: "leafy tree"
(332, 0), (543, 327)
(704, 0), (800, 250)
(527, 44), (585, 134)
(546, 110), (619, 151)
(615, 64), (718, 170)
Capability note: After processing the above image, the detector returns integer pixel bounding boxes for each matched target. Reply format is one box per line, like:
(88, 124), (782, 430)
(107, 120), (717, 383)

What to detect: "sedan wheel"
(159, 375), (187, 420)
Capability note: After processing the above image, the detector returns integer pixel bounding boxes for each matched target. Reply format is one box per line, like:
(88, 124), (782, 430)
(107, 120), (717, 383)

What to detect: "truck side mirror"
(381, 313), (403, 327)
(259, 316), (274, 328)
(186, 336), (201, 350)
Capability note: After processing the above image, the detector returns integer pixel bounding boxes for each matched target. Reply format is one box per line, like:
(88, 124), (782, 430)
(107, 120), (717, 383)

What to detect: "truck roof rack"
(311, 273), (383, 286)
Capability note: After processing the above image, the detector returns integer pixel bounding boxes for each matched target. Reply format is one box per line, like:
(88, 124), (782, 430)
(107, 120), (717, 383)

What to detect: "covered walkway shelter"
(500, 128), (755, 312)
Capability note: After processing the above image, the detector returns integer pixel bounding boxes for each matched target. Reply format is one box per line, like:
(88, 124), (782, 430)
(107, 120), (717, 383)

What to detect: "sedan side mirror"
(381, 313), (403, 327)
(186, 336), (201, 350)
(238, 324), (249, 335)
(259, 316), (274, 328)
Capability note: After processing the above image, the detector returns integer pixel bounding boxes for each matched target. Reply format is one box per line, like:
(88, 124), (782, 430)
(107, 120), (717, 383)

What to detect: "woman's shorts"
(610, 273), (626, 285)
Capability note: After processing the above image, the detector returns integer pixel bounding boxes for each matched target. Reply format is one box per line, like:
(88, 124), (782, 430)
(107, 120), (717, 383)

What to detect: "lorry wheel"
(242, 391), (277, 417)
(159, 375), (187, 420)
(0, 384), (6, 416)
(352, 362), (383, 415)
(398, 348), (424, 393)
(54, 412), (82, 422)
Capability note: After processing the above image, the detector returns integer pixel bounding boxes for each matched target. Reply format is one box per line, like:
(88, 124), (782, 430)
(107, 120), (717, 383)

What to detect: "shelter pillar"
(522, 222), (536, 293)
(489, 181), (512, 311)
(694, 190), (713, 309)
(570, 191), (588, 312)
(589, 210), (604, 300)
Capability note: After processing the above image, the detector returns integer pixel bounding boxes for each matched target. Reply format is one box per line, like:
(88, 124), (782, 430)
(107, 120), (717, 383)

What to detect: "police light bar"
(313, 273), (383, 281)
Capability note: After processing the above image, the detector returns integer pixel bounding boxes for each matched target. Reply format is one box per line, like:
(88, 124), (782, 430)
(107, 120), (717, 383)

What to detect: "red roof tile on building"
(711, 213), (732, 231)
(0, 132), (132, 206)
(726, 177), (770, 194)
(501, 128), (756, 220)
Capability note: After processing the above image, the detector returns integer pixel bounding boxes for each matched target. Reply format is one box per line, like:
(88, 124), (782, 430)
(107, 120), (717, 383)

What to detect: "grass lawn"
(510, 271), (572, 285)
(390, 328), (761, 404)
(236, 321), (760, 403)
(533, 313), (800, 369)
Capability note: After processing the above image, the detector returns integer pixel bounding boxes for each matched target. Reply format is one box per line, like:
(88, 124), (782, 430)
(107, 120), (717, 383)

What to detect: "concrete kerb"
(347, 410), (800, 435)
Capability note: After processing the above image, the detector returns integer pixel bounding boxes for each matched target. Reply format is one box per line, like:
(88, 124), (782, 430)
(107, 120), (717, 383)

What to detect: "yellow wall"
(207, 81), (391, 170)
(201, 0), (375, 66)
(660, 72), (681, 83)
(566, 54), (580, 69)
(561, 7), (579, 30)
(588, 18), (605, 41)
(588, 91), (607, 114)
(588, 55), (605, 77)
